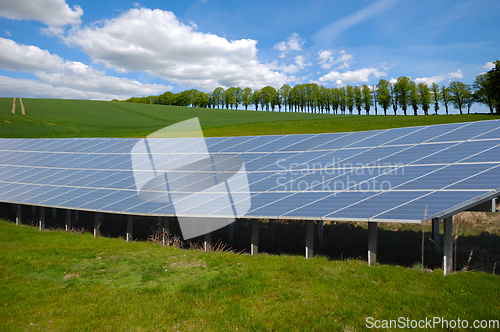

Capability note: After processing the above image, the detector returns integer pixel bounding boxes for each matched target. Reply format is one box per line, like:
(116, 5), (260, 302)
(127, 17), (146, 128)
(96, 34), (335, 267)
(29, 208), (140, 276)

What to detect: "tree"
(346, 85), (355, 115)
(354, 85), (363, 115)
(241, 87), (253, 111)
(389, 82), (398, 115)
(224, 87), (236, 109)
(372, 84), (378, 115)
(234, 87), (242, 110)
(486, 60), (500, 113)
(465, 85), (475, 114)
(318, 85), (329, 113)
(474, 60), (500, 114)
(417, 82), (432, 115)
(260, 86), (278, 111)
(156, 91), (176, 105)
(409, 81), (419, 116)
(252, 89), (261, 111)
(194, 91), (210, 108)
(430, 83), (440, 114)
(338, 86), (346, 114)
(362, 84), (372, 115)
(279, 84), (292, 112)
(330, 87), (340, 114)
(212, 87), (224, 109)
(448, 81), (469, 114)
(376, 79), (391, 115)
(395, 76), (411, 115)
(441, 85), (451, 115)
(473, 73), (494, 113)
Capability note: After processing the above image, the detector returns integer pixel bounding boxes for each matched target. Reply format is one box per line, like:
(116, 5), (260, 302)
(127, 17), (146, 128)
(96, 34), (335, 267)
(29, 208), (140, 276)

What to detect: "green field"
(1, 98), (499, 138)
(1, 98), (500, 330)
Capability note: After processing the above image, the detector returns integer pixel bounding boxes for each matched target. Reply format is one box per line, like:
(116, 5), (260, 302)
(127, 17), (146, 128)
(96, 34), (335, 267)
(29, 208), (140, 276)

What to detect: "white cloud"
(295, 55), (312, 69)
(414, 69), (463, 85)
(274, 33), (305, 58)
(447, 69), (463, 79)
(314, 0), (398, 45)
(5, 30), (11, 36)
(319, 67), (386, 85)
(64, 8), (288, 90)
(40, 26), (66, 37)
(36, 62), (171, 97)
(0, 0), (82, 26)
(0, 38), (170, 99)
(483, 61), (495, 70)
(0, 37), (63, 73)
(267, 61), (299, 74)
(317, 50), (353, 69)
(0, 76), (158, 100)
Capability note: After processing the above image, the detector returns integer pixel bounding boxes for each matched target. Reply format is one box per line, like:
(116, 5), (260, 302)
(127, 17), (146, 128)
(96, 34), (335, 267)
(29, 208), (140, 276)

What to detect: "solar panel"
(0, 120), (499, 224)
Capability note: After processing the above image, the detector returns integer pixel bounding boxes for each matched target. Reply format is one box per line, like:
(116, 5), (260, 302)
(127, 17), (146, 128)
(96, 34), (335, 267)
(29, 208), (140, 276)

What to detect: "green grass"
(1, 98), (499, 138)
(1, 220), (499, 331)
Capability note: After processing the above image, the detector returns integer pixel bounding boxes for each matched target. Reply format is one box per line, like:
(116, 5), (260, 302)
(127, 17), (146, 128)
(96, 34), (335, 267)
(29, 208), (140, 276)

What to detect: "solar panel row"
(1, 120), (499, 223)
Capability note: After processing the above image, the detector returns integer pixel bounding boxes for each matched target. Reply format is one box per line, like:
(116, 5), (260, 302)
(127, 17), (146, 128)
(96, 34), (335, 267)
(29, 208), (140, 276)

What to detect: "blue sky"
(0, 0), (498, 112)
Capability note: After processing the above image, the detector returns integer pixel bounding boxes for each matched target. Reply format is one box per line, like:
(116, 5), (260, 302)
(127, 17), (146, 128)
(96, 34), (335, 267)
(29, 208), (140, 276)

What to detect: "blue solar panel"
(398, 164), (494, 190)
(382, 122), (468, 146)
(246, 192), (331, 217)
(411, 140), (500, 165)
(278, 133), (342, 152)
(326, 191), (432, 219)
(283, 191), (375, 219)
(373, 190), (489, 221)
(426, 120), (500, 143)
(251, 135), (315, 152)
(1, 120), (499, 222)
(311, 130), (386, 150)
(459, 145), (500, 163)
(446, 165), (500, 190)
(222, 135), (284, 153)
(347, 126), (423, 148)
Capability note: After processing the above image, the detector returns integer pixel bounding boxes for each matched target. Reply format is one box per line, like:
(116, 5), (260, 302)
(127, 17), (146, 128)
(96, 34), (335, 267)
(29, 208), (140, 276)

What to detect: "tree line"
(122, 60), (500, 115)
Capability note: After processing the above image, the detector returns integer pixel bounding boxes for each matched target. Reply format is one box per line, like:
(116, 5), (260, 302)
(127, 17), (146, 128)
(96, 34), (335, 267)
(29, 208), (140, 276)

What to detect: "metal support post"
(305, 220), (314, 258)
(16, 204), (21, 225)
(39, 207), (45, 230)
(94, 212), (101, 237)
(443, 216), (453, 275)
(368, 222), (378, 266)
(126, 215), (133, 242)
(204, 232), (212, 252)
(65, 210), (71, 231)
(251, 219), (258, 255)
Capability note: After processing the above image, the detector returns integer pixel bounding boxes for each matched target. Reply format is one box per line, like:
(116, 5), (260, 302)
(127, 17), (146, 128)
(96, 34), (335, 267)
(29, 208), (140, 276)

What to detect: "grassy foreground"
(1, 220), (499, 331)
(1, 98), (499, 138)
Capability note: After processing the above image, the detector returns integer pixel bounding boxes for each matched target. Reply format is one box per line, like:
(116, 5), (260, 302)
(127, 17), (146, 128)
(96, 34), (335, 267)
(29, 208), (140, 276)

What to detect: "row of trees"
(124, 60), (499, 115)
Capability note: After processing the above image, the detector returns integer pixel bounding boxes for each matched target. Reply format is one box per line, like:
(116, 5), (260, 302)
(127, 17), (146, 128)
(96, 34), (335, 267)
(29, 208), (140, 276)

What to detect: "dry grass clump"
(147, 227), (241, 254)
(454, 211), (500, 235)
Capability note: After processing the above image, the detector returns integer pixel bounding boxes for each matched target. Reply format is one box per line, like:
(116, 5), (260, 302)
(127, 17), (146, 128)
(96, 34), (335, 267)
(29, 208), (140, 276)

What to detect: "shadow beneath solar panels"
(2, 203), (499, 274)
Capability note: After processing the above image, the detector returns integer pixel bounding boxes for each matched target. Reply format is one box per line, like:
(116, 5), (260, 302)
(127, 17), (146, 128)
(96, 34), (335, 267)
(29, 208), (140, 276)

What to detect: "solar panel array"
(1, 120), (500, 223)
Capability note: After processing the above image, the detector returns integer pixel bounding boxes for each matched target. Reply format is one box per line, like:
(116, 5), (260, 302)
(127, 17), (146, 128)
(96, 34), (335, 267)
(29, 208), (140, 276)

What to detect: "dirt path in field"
(19, 98), (25, 115)
(11, 97), (16, 114)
